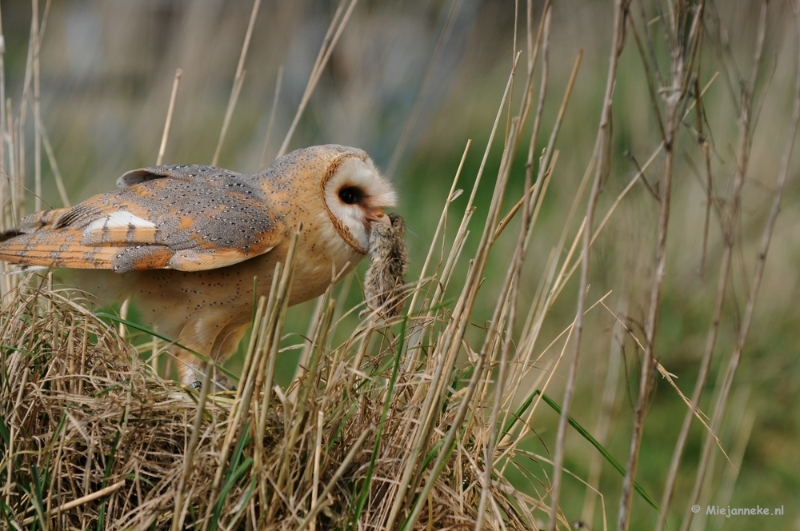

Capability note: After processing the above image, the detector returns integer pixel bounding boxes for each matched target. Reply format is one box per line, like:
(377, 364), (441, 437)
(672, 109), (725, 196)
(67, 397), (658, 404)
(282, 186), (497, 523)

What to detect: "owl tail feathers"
(0, 207), (73, 242)
(0, 255), (129, 309)
(0, 224), (48, 274)
(2, 264), (49, 275)
(0, 228), (24, 242)
(0, 228), (136, 271)
(0, 233), (121, 309)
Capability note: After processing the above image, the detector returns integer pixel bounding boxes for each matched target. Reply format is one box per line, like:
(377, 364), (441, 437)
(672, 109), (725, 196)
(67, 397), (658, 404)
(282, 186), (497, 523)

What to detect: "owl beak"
(366, 208), (390, 227)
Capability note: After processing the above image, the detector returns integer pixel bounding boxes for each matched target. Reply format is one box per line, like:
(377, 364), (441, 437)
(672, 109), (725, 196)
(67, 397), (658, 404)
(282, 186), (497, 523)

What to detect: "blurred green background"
(1, 1), (798, 529)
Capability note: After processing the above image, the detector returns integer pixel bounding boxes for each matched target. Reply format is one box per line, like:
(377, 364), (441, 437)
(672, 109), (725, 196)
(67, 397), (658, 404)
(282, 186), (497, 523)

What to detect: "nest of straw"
(0, 280), (535, 530)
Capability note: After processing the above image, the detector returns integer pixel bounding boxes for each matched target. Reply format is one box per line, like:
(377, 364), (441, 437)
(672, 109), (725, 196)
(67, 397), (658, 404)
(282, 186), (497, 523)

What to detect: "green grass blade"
(501, 388), (660, 513)
(351, 316), (409, 527)
(210, 457), (254, 531)
(0, 414), (9, 449)
(96, 312), (239, 384)
(30, 464), (46, 530)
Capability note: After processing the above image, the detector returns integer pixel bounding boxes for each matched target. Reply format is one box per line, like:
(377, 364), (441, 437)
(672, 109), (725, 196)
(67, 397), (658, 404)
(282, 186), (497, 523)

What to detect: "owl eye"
(339, 186), (362, 205)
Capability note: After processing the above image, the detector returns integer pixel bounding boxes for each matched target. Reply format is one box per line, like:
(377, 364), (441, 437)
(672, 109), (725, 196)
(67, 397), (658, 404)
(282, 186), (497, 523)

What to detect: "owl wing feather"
(115, 164), (239, 188)
(0, 166), (284, 273)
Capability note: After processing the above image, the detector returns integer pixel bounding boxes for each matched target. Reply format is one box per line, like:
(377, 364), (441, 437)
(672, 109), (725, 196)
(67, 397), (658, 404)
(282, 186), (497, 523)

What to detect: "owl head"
(319, 148), (397, 253)
(260, 145), (396, 255)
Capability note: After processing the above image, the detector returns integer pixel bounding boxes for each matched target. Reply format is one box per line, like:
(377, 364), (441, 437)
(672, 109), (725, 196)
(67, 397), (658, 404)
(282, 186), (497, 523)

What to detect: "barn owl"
(0, 145), (397, 388)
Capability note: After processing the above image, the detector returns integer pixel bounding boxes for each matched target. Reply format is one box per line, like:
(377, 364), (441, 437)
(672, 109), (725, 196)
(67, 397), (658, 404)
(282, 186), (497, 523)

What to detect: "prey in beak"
(363, 213), (408, 319)
(364, 207), (391, 229)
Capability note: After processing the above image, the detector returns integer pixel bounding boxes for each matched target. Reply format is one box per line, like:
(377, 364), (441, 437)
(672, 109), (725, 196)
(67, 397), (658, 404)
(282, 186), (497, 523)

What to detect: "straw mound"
(0, 286), (528, 530)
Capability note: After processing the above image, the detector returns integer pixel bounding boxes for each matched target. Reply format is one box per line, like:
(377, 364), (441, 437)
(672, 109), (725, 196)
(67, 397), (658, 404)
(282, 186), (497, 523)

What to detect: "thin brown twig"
(386, 0), (464, 177)
(698, 71), (713, 279)
(551, 74), (717, 307)
(22, 481), (126, 526)
(35, 115), (69, 207)
(680, 2), (796, 530)
(157, 69), (182, 166)
(0, 2), (5, 228)
(581, 300), (626, 525)
(277, 0), (358, 158)
(259, 65), (283, 168)
(628, 11), (667, 141)
(212, 0), (262, 166)
(618, 3), (704, 529)
(32, 0), (41, 213)
(211, 72), (246, 167)
(625, 150), (660, 200)
(546, 2), (628, 529)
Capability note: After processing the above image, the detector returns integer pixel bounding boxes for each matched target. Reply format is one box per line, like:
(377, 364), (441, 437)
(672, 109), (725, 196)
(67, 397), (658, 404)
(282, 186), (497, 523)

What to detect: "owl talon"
(188, 379), (235, 392)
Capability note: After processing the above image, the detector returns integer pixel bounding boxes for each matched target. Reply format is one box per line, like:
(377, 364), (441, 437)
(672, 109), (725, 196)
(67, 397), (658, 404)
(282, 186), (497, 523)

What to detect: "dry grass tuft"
(0, 272), (536, 529)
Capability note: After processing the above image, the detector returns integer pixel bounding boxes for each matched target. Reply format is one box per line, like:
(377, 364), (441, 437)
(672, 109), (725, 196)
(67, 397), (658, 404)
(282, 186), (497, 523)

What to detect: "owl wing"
(0, 166), (285, 273)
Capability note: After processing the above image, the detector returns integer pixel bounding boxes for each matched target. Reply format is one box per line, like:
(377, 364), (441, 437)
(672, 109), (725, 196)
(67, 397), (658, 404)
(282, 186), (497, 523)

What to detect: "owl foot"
(188, 373), (236, 393)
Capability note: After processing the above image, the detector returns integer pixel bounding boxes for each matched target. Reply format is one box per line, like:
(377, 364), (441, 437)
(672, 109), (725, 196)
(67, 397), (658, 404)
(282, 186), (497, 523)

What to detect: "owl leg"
(174, 320), (251, 391)
(173, 330), (232, 392)
(175, 348), (234, 392)
(207, 321), (251, 389)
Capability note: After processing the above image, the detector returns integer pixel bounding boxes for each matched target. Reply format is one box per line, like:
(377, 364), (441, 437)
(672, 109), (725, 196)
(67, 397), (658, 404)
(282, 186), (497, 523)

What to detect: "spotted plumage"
(0, 145), (397, 388)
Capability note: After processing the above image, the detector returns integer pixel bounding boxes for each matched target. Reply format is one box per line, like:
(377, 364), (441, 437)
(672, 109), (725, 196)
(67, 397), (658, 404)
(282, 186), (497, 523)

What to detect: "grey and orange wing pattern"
(0, 166), (284, 273)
